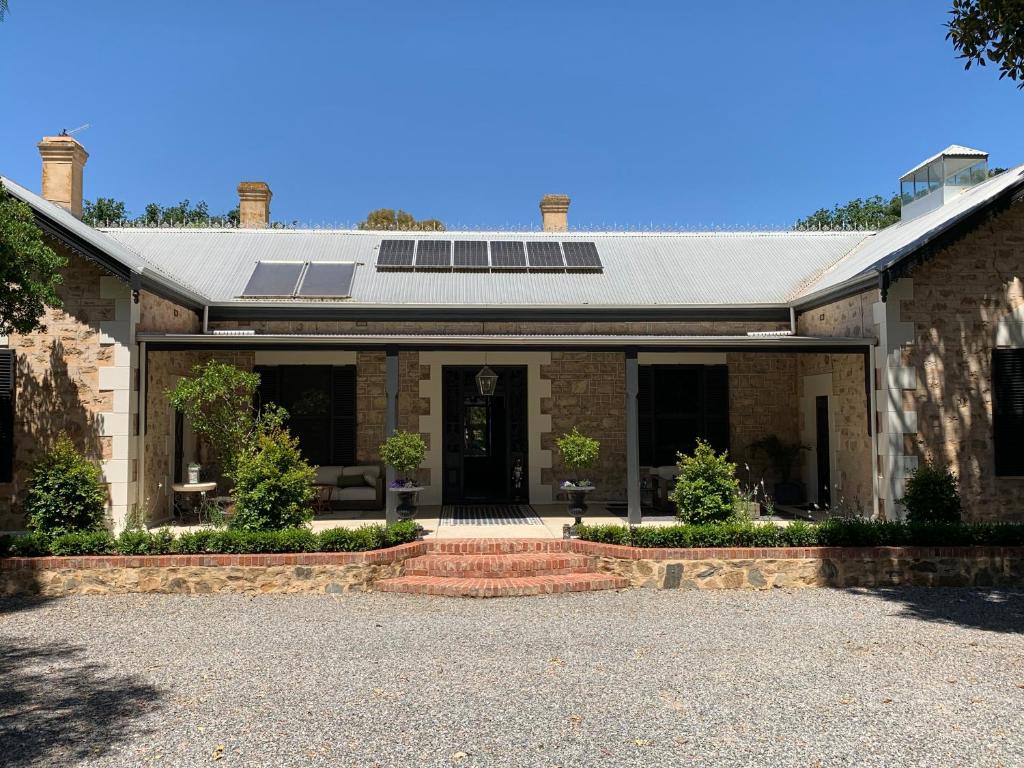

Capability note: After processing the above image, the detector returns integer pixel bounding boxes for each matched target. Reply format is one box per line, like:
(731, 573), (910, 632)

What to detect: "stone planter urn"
(561, 482), (595, 535)
(388, 485), (425, 520)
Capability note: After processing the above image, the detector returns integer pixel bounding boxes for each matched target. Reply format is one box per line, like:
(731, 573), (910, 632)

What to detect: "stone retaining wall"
(573, 542), (1024, 590)
(0, 543), (426, 596)
(2, 542), (1022, 596)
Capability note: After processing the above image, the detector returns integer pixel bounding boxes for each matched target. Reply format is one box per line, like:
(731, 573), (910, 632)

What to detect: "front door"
(442, 366), (528, 504)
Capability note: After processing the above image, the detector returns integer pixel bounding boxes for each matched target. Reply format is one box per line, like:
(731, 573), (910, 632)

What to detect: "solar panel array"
(377, 240), (602, 272)
(241, 261), (357, 298)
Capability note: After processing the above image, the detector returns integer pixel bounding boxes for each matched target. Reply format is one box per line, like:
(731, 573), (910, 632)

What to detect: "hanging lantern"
(475, 364), (498, 397)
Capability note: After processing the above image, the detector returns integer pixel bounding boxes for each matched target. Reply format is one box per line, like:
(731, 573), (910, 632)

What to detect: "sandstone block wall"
(0, 254), (118, 530)
(898, 200), (1024, 520)
(541, 352), (627, 501)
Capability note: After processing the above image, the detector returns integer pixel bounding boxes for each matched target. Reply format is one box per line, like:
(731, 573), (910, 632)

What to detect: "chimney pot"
(539, 193), (570, 232)
(38, 135), (89, 219)
(237, 181), (272, 228)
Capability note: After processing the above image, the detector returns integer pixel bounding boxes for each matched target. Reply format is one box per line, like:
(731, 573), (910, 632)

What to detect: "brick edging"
(0, 541), (428, 571)
(569, 541), (1024, 561)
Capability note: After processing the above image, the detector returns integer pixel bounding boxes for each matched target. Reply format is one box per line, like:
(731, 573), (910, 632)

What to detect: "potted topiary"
(379, 430), (427, 520)
(749, 434), (810, 506)
(555, 427), (600, 533)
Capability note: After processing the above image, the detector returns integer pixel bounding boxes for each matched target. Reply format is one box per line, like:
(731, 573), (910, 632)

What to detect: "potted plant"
(749, 434), (809, 506)
(379, 430), (427, 520)
(555, 427), (600, 533)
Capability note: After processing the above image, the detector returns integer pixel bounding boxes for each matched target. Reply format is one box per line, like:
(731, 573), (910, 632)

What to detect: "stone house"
(1, 136), (1022, 531)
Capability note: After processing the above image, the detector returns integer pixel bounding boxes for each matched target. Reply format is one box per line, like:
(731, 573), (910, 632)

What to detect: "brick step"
(402, 552), (593, 578)
(424, 539), (572, 555)
(375, 573), (629, 598)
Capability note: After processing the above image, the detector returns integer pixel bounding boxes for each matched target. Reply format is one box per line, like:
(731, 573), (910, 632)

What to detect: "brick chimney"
(237, 181), (272, 228)
(539, 194), (570, 232)
(38, 135), (89, 219)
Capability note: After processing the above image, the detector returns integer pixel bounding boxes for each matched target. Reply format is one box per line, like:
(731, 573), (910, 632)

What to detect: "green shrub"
(378, 430), (427, 479)
(379, 520), (420, 547)
(670, 439), (740, 524)
(7, 533), (50, 557)
(900, 463), (962, 523)
(25, 434), (109, 537)
(555, 428), (600, 481)
(48, 530), (116, 556)
(116, 528), (176, 555)
(229, 424), (315, 531)
(318, 526), (383, 552)
(575, 519), (1024, 549)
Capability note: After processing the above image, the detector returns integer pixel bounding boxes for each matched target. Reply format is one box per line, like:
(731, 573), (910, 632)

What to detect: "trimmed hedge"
(576, 519), (1024, 549)
(0, 520), (420, 558)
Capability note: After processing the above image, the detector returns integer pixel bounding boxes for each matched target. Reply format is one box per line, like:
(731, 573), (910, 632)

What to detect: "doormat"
(440, 505), (543, 526)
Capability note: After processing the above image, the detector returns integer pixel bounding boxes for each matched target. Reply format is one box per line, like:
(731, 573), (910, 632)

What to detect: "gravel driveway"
(1, 588), (1022, 767)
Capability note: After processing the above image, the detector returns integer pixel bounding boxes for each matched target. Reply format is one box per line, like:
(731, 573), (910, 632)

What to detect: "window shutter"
(703, 365), (730, 453)
(637, 366), (653, 466)
(331, 365), (357, 465)
(993, 349), (1024, 476)
(0, 350), (15, 483)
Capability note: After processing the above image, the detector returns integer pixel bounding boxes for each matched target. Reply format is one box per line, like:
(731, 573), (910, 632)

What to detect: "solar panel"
(241, 262), (305, 296)
(526, 241), (565, 269)
(453, 241), (489, 269)
(415, 240), (452, 268)
(489, 241), (527, 268)
(296, 262), (356, 297)
(377, 239), (415, 267)
(562, 241), (602, 269)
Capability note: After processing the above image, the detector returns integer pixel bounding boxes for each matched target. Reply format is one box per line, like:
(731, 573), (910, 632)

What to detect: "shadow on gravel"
(866, 588), (1024, 634)
(0, 631), (163, 767)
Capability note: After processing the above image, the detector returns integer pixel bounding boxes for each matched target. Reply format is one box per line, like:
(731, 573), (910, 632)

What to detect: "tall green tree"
(0, 184), (67, 334)
(0, 1), (8, 22)
(794, 194), (901, 231)
(82, 198), (128, 226)
(948, 0), (1024, 88)
(358, 208), (445, 231)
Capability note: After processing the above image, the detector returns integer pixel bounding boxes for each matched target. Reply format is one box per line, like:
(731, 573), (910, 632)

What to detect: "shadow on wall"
(910, 278), (1024, 521)
(861, 587), (1024, 635)
(0, 597), (163, 767)
(7, 341), (105, 526)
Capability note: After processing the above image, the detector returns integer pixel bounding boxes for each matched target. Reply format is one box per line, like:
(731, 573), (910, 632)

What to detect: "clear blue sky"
(1, 1), (1021, 229)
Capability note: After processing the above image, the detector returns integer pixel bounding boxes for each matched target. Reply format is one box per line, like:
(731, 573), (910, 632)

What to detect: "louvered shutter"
(331, 366), (357, 465)
(637, 366), (653, 466)
(703, 365), (730, 453)
(0, 350), (14, 483)
(993, 349), (1024, 476)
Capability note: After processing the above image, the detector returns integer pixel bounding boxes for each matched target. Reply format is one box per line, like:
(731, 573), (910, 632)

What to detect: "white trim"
(800, 373), (839, 506)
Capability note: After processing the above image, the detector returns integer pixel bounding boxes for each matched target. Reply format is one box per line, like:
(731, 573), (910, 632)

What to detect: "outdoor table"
(171, 481), (218, 523)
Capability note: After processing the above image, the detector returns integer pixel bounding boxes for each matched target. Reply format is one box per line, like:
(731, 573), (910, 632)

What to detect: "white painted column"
(872, 278), (918, 520)
(98, 277), (140, 531)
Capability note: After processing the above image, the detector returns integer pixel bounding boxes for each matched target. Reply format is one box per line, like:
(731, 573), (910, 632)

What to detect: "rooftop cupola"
(900, 145), (988, 222)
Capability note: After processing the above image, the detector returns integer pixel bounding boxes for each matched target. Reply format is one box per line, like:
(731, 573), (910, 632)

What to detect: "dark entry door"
(442, 366), (528, 504)
(815, 395), (831, 507)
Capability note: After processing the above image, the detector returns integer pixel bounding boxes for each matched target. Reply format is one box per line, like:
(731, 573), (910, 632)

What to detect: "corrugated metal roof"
(797, 164), (1024, 301)
(901, 144), (988, 179)
(100, 228), (867, 307)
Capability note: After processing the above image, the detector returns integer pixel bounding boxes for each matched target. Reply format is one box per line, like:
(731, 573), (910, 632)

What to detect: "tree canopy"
(357, 208), (445, 231)
(0, 184), (68, 335)
(82, 197), (240, 227)
(794, 194), (901, 231)
(948, 0), (1024, 88)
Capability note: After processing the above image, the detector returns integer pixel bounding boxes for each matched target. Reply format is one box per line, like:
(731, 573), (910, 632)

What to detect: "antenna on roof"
(59, 123), (90, 137)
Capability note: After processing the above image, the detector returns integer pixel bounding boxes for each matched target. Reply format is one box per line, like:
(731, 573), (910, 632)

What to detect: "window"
(0, 350), (13, 483)
(638, 365), (729, 467)
(255, 365), (357, 466)
(993, 349), (1024, 476)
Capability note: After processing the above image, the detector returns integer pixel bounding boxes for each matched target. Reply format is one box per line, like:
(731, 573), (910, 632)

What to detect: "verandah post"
(385, 347), (399, 524)
(625, 349), (641, 526)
